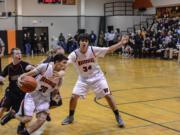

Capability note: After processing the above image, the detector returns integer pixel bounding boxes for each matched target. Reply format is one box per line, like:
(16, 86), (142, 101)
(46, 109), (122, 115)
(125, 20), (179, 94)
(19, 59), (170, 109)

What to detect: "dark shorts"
(50, 91), (62, 107)
(0, 87), (25, 112)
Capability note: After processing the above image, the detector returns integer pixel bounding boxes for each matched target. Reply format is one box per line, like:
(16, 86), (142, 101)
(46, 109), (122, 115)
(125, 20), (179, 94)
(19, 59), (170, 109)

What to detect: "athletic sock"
(69, 110), (74, 117)
(113, 109), (120, 117)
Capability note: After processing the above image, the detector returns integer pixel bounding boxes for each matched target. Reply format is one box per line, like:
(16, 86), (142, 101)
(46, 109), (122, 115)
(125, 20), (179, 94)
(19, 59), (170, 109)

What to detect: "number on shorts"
(83, 65), (92, 72)
(39, 86), (48, 93)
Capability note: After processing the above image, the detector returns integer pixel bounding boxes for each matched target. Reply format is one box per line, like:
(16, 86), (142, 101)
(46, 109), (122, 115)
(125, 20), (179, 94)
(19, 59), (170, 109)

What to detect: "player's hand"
(121, 35), (129, 45)
(17, 75), (24, 87)
(0, 76), (5, 82)
(26, 65), (35, 71)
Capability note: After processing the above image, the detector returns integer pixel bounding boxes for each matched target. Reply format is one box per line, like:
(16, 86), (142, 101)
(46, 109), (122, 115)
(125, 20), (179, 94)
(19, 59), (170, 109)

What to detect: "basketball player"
(0, 48), (33, 125)
(41, 46), (65, 63)
(13, 54), (68, 135)
(42, 46), (65, 121)
(61, 33), (128, 127)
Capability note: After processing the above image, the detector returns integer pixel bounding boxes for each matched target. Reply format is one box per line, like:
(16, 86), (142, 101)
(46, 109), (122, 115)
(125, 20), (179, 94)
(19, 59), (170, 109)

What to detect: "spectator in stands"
(134, 30), (143, 58)
(58, 33), (66, 51)
(104, 30), (110, 47)
(59, 33), (65, 43)
(150, 37), (158, 57)
(142, 37), (151, 58)
(32, 33), (38, 54)
(90, 31), (97, 46)
(66, 34), (78, 53)
(39, 33), (45, 54)
(74, 31), (80, 42)
(24, 32), (31, 56)
(98, 31), (104, 47)
(108, 30), (115, 46)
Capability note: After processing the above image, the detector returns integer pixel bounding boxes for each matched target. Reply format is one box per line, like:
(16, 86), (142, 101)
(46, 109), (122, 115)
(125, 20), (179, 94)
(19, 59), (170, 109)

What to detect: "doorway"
(22, 27), (49, 54)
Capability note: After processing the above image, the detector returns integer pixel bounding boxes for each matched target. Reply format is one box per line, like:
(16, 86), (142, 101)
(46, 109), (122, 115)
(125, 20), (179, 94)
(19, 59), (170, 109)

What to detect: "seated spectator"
(142, 37), (151, 58)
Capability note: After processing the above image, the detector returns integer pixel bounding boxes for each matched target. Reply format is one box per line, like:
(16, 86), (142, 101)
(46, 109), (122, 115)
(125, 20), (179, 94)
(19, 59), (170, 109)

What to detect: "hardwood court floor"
(0, 55), (180, 135)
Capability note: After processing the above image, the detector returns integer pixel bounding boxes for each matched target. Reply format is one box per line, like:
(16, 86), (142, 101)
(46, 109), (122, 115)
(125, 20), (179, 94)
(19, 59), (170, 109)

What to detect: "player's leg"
(20, 111), (47, 135)
(0, 88), (15, 125)
(15, 94), (35, 133)
(61, 79), (89, 125)
(18, 99), (49, 135)
(92, 75), (125, 127)
(61, 94), (79, 125)
(104, 94), (125, 127)
(0, 107), (7, 118)
(1, 94), (24, 125)
(0, 88), (12, 119)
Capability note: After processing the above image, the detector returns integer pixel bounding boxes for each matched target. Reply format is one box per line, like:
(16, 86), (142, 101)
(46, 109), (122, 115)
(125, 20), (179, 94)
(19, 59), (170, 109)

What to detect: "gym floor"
(0, 55), (180, 135)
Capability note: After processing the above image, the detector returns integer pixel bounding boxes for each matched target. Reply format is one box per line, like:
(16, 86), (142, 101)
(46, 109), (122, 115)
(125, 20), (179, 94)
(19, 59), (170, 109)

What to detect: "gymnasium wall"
(0, 17), (16, 30)
(22, 0), (78, 16)
(22, 16), (78, 49)
(106, 16), (151, 32)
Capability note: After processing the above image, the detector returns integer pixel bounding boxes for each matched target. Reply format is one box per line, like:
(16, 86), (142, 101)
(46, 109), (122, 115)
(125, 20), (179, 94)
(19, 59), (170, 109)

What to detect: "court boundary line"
(84, 120), (180, 135)
(115, 96), (180, 106)
(94, 97), (180, 133)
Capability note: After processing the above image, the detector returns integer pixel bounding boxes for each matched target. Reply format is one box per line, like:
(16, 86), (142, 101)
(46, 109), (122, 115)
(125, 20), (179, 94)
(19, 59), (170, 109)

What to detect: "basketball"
(20, 76), (37, 93)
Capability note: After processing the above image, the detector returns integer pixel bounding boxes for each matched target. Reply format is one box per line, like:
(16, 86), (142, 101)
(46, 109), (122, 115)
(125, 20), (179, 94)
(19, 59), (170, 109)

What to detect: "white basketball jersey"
(30, 64), (62, 100)
(68, 46), (108, 78)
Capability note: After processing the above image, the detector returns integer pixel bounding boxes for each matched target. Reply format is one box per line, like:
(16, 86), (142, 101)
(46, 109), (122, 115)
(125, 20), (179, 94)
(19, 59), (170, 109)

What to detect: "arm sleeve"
(92, 46), (109, 57)
(68, 52), (76, 64)
(32, 64), (47, 74)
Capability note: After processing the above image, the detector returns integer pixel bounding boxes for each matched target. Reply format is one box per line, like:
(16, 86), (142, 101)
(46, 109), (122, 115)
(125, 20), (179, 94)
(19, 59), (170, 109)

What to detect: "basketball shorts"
(72, 73), (110, 99)
(1, 87), (25, 112)
(17, 93), (50, 117)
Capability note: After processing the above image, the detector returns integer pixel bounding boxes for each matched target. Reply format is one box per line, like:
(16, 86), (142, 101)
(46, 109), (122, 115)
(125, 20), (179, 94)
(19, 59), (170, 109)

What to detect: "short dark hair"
(53, 54), (68, 63)
(10, 48), (21, 55)
(78, 33), (90, 42)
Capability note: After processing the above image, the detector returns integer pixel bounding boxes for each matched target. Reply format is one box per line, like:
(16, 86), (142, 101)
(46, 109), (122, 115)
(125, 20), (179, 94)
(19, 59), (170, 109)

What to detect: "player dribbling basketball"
(13, 54), (68, 135)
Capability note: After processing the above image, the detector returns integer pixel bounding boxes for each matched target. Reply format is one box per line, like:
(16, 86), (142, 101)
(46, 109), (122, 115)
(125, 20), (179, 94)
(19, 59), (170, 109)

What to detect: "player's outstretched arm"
(107, 35), (129, 53)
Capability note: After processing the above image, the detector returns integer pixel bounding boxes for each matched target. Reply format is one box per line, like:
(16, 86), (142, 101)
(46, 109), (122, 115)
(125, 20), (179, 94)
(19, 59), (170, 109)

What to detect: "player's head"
(10, 48), (22, 62)
(78, 33), (90, 53)
(55, 46), (65, 56)
(48, 46), (65, 56)
(53, 54), (68, 71)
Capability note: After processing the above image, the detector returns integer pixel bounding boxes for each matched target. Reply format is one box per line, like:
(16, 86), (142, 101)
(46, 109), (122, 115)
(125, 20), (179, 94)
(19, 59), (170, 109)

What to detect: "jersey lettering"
(78, 58), (95, 66)
(40, 76), (56, 88)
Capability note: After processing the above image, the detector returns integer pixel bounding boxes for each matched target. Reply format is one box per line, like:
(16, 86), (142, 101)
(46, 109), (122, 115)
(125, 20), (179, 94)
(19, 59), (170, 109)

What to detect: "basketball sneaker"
(17, 122), (25, 134)
(115, 116), (125, 128)
(1, 110), (15, 125)
(61, 116), (74, 125)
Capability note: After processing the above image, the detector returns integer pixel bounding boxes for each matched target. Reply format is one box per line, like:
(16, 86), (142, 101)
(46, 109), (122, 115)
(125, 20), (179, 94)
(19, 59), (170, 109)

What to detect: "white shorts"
(17, 93), (50, 117)
(73, 73), (110, 99)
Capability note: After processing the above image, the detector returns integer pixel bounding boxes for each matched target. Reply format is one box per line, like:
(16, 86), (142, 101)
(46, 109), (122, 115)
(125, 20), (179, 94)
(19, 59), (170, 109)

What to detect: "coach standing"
(0, 37), (5, 85)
